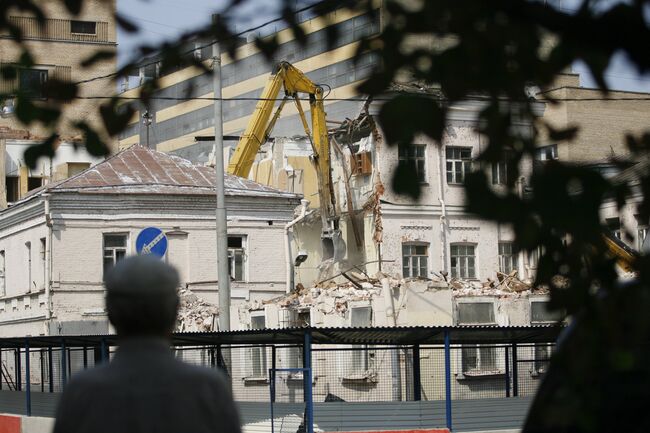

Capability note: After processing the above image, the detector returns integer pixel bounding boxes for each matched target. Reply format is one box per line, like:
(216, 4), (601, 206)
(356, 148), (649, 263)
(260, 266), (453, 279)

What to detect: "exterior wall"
(539, 86), (650, 163)
(0, 0), (117, 142)
(0, 188), (299, 337)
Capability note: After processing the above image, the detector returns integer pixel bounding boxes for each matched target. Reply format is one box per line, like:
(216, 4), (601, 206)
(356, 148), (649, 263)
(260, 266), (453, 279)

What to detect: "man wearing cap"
(53, 255), (240, 433)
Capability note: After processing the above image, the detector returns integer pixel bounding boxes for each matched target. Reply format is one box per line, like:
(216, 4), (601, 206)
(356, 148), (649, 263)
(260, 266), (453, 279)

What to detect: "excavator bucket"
(321, 231), (346, 262)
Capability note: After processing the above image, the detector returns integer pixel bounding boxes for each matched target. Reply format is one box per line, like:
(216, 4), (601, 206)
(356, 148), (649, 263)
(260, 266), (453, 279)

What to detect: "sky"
(116, 0), (650, 93)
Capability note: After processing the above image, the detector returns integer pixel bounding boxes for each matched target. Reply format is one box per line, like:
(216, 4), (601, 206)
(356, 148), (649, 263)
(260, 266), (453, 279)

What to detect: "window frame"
(530, 300), (563, 324)
(398, 144), (427, 183)
(635, 215), (648, 251)
(456, 302), (496, 325)
(446, 146), (472, 185)
(227, 235), (247, 282)
(102, 233), (128, 277)
(498, 242), (517, 275)
(450, 243), (477, 279)
(402, 242), (429, 279)
(247, 311), (268, 380)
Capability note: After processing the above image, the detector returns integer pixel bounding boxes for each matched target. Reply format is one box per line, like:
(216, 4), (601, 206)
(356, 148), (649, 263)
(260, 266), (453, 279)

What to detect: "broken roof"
(42, 145), (300, 199)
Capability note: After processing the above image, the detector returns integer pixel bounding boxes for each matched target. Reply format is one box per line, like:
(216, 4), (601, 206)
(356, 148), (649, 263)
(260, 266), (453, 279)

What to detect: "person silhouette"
(53, 255), (240, 433)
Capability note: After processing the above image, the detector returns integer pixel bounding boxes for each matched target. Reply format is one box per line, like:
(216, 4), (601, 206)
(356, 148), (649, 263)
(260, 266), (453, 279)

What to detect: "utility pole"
(212, 15), (230, 332)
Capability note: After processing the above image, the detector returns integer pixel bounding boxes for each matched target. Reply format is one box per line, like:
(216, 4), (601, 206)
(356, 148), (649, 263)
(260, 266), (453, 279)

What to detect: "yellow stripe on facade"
(154, 41), (361, 124)
(118, 133), (140, 149)
(156, 80), (364, 153)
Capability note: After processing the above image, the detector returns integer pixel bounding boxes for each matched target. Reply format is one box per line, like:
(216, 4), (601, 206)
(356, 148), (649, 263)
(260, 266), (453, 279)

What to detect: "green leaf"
(378, 94), (446, 145)
(24, 135), (58, 169)
(74, 122), (110, 157)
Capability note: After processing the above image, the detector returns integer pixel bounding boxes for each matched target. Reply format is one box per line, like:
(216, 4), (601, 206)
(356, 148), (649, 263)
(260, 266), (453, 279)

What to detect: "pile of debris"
(176, 288), (219, 332)
(450, 270), (548, 297)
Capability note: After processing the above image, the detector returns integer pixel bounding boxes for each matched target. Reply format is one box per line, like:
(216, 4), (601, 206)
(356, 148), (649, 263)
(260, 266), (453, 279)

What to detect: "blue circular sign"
(136, 227), (168, 258)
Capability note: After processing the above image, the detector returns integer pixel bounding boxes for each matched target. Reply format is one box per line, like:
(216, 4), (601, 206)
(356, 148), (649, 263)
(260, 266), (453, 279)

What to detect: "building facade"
(0, 0), (117, 140)
(0, 145), (300, 337)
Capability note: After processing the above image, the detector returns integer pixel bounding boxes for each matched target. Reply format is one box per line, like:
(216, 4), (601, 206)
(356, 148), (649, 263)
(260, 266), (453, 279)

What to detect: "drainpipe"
(438, 145), (448, 273)
(43, 193), (52, 321)
(382, 277), (402, 400)
(285, 199), (311, 293)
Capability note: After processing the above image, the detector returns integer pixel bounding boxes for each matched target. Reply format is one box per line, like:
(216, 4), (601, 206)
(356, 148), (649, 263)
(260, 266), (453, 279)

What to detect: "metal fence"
(0, 327), (560, 432)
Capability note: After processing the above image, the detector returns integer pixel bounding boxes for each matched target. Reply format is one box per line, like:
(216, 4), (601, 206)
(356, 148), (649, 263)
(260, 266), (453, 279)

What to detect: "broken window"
(450, 244), (476, 279)
(446, 146), (472, 184)
(248, 313), (268, 378)
(28, 177), (42, 192)
(398, 144), (426, 183)
(70, 20), (97, 34)
(606, 217), (621, 239)
(533, 144), (558, 173)
(103, 234), (127, 276)
(19, 68), (48, 99)
(351, 151), (372, 176)
(530, 301), (563, 324)
(402, 243), (428, 278)
(636, 214), (648, 251)
(498, 242), (516, 274)
(228, 236), (245, 281)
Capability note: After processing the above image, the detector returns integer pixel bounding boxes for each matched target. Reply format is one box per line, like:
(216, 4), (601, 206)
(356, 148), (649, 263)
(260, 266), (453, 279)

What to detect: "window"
(24, 241), (32, 292)
(527, 246), (543, 274)
(635, 215), (648, 251)
(533, 343), (554, 375)
(103, 234), (127, 275)
(0, 251), (5, 297)
(534, 144), (558, 173)
(457, 302), (495, 324)
(402, 243), (428, 278)
(457, 302), (499, 375)
(351, 151), (372, 176)
(450, 244), (476, 279)
(70, 20), (97, 34)
(249, 313), (267, 378)
(498, 242), (516, 274)
(19, 68), (48, 99)
(535, 144), (558, 161)
(398, 144), (426, 183)
(462, 345), (497, 374)
(344, 306), (375, 379)
(606, 217), (621, 239)
(446, 146), (472, 184)
(39, 238), (46, 290)
(492, 153), (513, 185)
(530, 301), (563, 323)
(228, 236), (245, 281)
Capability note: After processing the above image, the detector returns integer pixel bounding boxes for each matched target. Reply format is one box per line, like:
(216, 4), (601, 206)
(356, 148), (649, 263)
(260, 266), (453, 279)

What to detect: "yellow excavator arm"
(603, 231), (639, 274)
(227, 62), (342, 260)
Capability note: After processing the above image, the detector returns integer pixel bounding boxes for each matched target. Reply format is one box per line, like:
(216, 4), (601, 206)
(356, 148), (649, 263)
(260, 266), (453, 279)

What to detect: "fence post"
(101, 338), (108, 364)
(16, 348), (22, 391)
(24, 340), (31, 416)
(61, 339), (67, 388)
(48, 347), (53, 393)
(40, 350), (44, 393)
(444, 329), (452, 432)
(412, 344), (421, 401)
(505, 346), (511, 398)
(511, 342), (519, 397)
(83, 346), (88, 369)
(302, 330), (313, 433)
(0, 348), (3, 390)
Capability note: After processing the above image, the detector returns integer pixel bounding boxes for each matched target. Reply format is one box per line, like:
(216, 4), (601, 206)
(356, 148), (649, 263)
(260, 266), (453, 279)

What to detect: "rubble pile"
(451, 270), (548, 297)
(176, 288), (219, 332)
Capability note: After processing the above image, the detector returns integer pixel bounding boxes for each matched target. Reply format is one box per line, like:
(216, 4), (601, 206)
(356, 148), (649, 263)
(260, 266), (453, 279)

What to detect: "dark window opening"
(19, 68), (48, 99)
(71, 20), (97, 34)
(6, 177), (19, 203)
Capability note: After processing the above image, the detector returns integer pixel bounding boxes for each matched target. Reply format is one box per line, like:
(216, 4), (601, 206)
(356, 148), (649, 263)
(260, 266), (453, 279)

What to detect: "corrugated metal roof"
(0, 325), (563, 348)
(47, 145), (299, 199)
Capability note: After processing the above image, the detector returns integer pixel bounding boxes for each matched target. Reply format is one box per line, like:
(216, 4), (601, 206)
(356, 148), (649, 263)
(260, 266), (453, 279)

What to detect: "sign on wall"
(136, 227), (168, 258)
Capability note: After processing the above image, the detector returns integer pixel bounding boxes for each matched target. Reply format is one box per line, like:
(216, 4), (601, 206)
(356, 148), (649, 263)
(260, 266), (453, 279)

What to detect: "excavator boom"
(227, 62), (342, 261)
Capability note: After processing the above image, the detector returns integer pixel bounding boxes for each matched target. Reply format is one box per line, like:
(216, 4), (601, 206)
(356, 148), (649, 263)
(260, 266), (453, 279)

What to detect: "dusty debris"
(176, 288), (219, 332)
